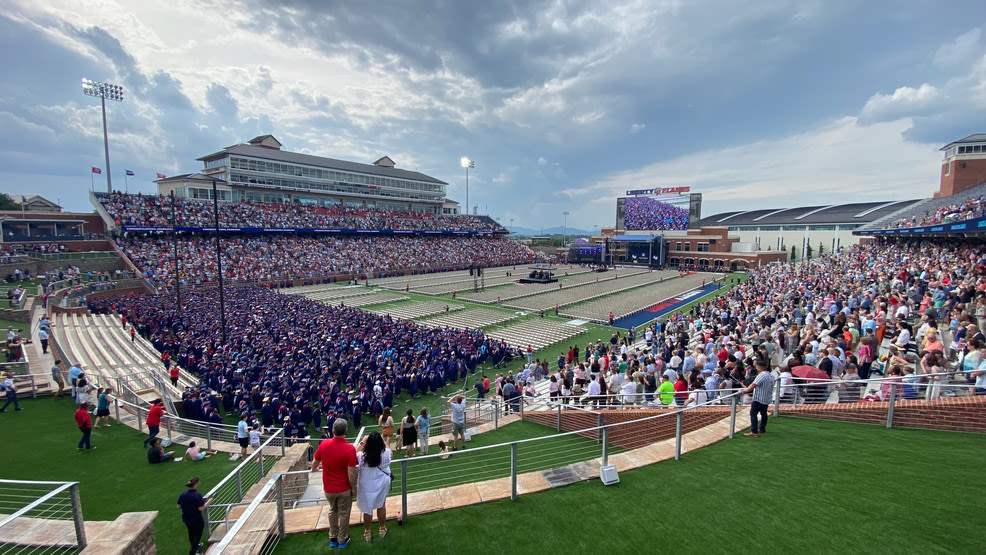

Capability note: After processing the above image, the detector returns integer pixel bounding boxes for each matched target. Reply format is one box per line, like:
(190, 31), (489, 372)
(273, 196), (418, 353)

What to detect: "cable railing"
(203, 429), (287, 539)
(212, 373), (986, 552)
(0, 479), (86, 553)
(212, 390), (744, 555)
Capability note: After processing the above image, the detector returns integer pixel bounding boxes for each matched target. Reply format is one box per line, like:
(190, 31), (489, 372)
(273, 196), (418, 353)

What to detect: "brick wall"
(938, 158), (986, 197)
(524, 407), (732, 450)
(525, 396), (986, 451)
(779, 395), (986, 433)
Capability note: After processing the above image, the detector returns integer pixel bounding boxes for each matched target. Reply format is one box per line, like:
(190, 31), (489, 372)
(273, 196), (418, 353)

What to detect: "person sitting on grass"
(438, 440), (450, 460)
(185, 441), (217, 462)
(148, 437), (175, 464)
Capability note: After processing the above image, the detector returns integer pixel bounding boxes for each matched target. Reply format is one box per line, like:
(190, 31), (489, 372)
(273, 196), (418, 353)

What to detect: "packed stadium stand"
(94, 192), (504, 233)
(858, 180), (986, 231)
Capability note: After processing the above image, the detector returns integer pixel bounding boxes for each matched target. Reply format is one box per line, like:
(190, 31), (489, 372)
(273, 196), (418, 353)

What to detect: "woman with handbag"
(356, 432), (392, 542)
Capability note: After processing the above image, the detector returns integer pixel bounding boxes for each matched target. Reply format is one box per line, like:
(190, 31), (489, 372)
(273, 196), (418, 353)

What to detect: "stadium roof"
(941, 134), (986, 150)
(197, 139), (447, 185)
(703, 200), (923, 226)
(154, 173), (228, 183)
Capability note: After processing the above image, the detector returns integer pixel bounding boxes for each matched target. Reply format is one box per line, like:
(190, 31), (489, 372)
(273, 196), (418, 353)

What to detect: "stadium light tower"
(562, 211), (570, 245)
(81, 78), (123, 193)
(460, 157), (474, 215)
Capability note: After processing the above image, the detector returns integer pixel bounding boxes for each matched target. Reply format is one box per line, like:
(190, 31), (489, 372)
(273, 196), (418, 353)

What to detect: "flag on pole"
(156, 172), (166, 179)
(91, 166), (102, 174)
(125, 169), (135, 176)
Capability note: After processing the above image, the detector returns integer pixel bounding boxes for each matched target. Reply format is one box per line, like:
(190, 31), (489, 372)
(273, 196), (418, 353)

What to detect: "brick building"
(937, 133), (986, 198)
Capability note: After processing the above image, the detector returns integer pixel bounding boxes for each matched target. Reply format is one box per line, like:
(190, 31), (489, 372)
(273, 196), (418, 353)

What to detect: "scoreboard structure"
(616, 187), (702, 232)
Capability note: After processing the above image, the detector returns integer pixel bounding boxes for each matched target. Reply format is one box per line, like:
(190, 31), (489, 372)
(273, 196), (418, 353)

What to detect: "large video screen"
(623, 194), (690, 231)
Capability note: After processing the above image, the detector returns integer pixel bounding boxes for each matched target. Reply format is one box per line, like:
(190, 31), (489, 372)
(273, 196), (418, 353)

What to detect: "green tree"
(806, 243), (814, 259)
(818, 242), (824, 256)
(790, 245), (796, 261)
(0, 194), (21, 211)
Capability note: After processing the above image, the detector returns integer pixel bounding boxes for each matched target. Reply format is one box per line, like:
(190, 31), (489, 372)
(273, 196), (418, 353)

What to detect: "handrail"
(0, 482), (74, 530)
(208, 472), (284, 553)
(204, 429), (286, 501)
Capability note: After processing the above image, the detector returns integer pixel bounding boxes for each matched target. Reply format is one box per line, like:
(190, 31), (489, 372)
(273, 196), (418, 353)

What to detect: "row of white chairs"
(368, 301), (465, 320)
(561, 273), (717, 322)
(415, 308), (517, 330)
(458, 267), (638, 304)
(484, 319), (588, 351)
(506, 270), (683, 312)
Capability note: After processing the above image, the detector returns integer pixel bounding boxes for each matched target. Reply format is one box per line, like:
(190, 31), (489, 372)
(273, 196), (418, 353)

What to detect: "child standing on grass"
(249, 423), (261, 453)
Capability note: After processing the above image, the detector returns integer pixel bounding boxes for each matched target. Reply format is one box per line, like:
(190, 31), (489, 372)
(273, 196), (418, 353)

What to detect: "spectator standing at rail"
(311, 419), (358, 549)
(449, 395), (467, 450)
(742, 359), (775, 437)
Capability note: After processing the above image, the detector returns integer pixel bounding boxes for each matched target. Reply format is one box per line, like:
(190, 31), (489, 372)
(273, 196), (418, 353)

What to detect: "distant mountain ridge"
(507, 225), (597, 237)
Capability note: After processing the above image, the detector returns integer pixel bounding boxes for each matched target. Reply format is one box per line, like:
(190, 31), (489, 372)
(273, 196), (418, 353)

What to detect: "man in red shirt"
(143, 398), (164, 448)
(75, 402), (94, 450)
(311, 419), (358, 548)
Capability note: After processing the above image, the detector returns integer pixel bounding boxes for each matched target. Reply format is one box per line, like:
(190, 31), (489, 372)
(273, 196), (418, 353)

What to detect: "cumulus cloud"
(859, 84), (941, 124)
(934, 28), (982, 67)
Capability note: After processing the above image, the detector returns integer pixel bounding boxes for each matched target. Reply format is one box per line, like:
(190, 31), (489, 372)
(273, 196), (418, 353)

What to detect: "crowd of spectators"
(97, 192), (504, 233)
(118, 234), (539, 287)
(72, 232), (986, 450)
(623, 196), (689, 231)
(491, 238), (986, 410)
(887, 195), (985, 229)
(87, 287), (520, 435)
(611, 238), (986, 406)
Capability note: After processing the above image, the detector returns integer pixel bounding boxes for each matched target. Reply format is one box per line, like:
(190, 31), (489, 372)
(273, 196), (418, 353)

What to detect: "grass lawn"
(0, 396), (258, 555)
(276, 417), (986, 554)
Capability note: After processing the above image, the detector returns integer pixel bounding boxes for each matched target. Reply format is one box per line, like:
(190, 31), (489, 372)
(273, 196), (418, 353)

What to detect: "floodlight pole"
(212, 180), (227, 345)
(99, 95), (111, 192)
(170, 191), (181, 318)
(460, 157), (474, 215)
(562, 211), (570, 246)
(82, 79), (123, 193)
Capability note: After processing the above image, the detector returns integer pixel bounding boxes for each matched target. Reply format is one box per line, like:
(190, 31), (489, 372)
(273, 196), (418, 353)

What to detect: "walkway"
(282, 413), (734, 532)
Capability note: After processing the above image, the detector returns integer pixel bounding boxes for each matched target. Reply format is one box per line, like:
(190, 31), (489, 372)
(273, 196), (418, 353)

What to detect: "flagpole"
(90, 170), (94, 192)
(125, 172), (128, 194)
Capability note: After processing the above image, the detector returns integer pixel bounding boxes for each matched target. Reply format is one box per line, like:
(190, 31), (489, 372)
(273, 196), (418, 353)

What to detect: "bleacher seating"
(861, 180), (986, 230)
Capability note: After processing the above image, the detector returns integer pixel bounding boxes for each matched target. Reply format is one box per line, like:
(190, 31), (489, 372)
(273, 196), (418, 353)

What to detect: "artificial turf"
(275, 416), (986, 554)
(0, 395), (255, 554)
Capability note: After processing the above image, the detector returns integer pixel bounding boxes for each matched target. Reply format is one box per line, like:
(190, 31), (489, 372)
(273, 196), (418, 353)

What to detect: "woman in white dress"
(356, 431), (391, 542)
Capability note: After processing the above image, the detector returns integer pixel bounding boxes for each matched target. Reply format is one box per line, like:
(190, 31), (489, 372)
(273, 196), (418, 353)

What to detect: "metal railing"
(203, 429), (287, 537)
(0, 479), (86, 553)
(216, 375), (986, 552)
(111, 394), (245, 453)
(8, 372), (51, 399)
(212, 390), (743, 554)
(769, 371), (986, 430)
(209, 471), (291, 554)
